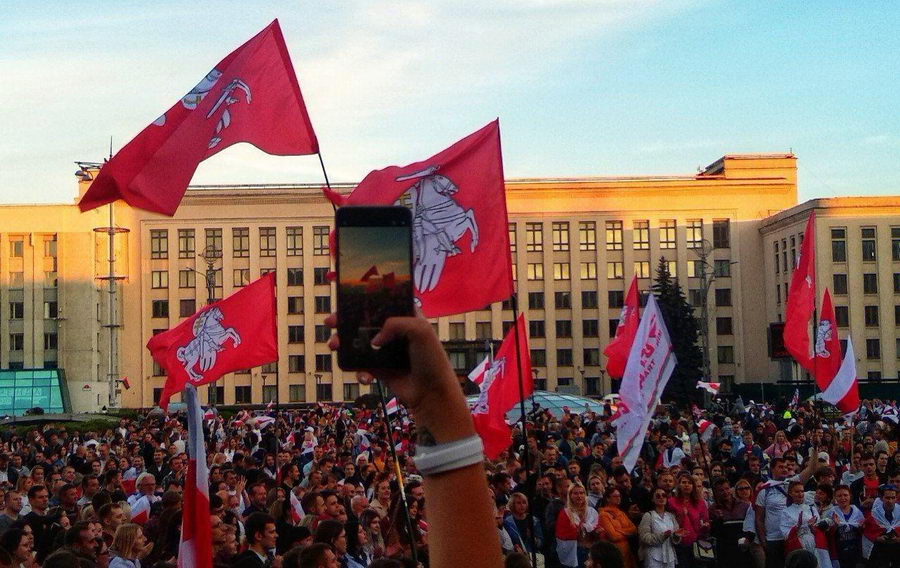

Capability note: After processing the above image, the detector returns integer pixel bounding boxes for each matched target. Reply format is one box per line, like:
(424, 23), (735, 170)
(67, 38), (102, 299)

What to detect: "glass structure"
(0, 369), (69, 416)
(466, 390), (607, 423)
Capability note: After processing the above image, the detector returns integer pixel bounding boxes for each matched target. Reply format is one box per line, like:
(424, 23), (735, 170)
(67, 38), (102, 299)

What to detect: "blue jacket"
(503, 513), (543, 553)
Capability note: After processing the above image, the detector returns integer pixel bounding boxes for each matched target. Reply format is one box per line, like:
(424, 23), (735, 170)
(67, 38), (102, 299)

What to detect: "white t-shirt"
(755, 476), (798, 541)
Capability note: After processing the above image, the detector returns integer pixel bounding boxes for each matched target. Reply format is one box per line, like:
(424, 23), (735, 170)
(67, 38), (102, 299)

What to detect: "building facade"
(1, 153), (895, 412)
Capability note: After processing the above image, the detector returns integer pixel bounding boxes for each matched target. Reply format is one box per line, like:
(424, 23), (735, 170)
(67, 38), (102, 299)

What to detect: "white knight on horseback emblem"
(394, 165), (479, 295)
(176, 307), (241, 383)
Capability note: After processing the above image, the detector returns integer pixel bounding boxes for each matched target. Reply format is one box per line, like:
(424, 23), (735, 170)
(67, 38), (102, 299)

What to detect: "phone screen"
(337, 207), (414, 370)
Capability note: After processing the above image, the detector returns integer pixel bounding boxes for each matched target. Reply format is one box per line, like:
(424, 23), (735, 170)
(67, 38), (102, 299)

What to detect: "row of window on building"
(149, 227), (330, 259)
(774, 227), (900, 275)
(5, 235), (57, 259)
(511, 220), (731, 253)
(518, 258), (732, 281)
(150, 266), (333, 291)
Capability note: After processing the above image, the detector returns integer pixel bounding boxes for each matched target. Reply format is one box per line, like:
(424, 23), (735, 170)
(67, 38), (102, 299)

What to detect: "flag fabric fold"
(821, 335), (860, 414)
(604, 276), (640, 379)
(468, 356), (491, 386)
(813, 289), (843, 388)
(79, 19), (318, 216)
(470, 314), (532, 459)
(696, 381), (720, 395)
(178, 385), (212, 568)
(784, 213), (817, 373)
(148, 273), (277, 411)
(616, 294), (677, 472)
(325, 121), (513, 317)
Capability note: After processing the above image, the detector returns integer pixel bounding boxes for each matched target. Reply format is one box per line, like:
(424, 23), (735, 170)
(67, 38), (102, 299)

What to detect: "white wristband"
(413, 435), (484, 476)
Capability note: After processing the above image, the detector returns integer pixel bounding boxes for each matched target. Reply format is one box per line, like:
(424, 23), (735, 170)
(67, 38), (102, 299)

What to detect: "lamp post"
(599, 369), (607, 396)
(692, 239), (737, 392)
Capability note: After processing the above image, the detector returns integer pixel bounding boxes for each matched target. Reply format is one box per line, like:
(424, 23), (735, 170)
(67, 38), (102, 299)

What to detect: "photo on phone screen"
(337, 207), (414, 370)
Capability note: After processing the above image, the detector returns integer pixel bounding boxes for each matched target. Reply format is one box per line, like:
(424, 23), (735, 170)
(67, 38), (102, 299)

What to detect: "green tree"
(652, 257), (704, 403)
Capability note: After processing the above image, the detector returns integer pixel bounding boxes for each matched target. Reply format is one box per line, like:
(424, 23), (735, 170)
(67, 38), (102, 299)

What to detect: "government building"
(1, 153), (898, 413)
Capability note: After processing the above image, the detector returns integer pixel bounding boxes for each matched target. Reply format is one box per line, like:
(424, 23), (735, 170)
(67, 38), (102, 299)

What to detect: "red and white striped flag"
(179, 385), (212, 568)
(696, 381), (720, 395)
(821, 335), (860, 415)
(289, 490), (304, 523)
(130, 495), (153, 525)
(790, 388), (800, 408)
(468, 356), (491, 386)
(385, 398), (399, 416)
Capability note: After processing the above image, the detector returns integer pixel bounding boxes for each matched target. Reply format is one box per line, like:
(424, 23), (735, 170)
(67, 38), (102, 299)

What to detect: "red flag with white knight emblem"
(324, 121), (513, 318)
(784, 212), (817, 373)
(149, 273), (277, 411)
(604, 275), (640, 379)
(813, 289), (842, 389)
(470, 314), (532, 459)
(79, 19), (318, 216)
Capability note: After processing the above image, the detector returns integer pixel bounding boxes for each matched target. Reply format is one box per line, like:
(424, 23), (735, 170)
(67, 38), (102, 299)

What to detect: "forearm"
(423, 461), (503, 568)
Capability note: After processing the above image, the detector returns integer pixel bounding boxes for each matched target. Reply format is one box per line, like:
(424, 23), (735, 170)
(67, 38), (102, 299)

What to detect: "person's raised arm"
(326, 313), (503, 568)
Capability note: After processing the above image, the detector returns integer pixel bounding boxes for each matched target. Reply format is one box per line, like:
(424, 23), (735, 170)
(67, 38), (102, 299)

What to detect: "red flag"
(325, 121), (513, 318)
(149, 273), (277, 411)
(603, 276), (640, 379)
(360, 265), (379, 282)
(784, 212), (816, 373)
(178, 385), (212, 568)
(813, 290), (842, 390)
(470, 314), (532, 459)
(79, 20), (318, 216)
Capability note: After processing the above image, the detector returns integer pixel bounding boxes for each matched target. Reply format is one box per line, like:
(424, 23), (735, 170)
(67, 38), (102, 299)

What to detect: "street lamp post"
(693, 239), (737, 394)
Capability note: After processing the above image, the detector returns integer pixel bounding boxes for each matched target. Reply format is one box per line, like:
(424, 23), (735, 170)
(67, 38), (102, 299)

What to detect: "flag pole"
(375, 381), (419, 566)
(510, 293), (537, 566)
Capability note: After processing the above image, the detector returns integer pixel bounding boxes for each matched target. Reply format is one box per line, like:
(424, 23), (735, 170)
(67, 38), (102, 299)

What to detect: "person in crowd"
(108, 523), (151, 568)
(779, 480), (832, 567)
(852, 453), (881, 509)
(359, 508), (385, 561)
(343, 519), (371, 568)
(554, 483), (600, 568)
(598, 486), (637, 568)
(0, 491), (24, 534)
(862, 484), (900, 566)
(827, 484), (864, 568)
(667, 472), (708, 568)
(504, 492), (543, 555)
(638, 487), (681, 568)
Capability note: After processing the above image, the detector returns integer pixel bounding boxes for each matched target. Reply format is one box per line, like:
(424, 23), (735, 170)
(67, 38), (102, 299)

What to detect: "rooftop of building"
(760, 196), (900, 231)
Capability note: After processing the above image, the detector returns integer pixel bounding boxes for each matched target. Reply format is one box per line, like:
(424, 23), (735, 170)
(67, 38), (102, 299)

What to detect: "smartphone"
(336, 206), (415, 371)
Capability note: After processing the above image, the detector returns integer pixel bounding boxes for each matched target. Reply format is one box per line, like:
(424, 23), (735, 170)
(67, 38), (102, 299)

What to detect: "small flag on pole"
(696, 381), (720, 395)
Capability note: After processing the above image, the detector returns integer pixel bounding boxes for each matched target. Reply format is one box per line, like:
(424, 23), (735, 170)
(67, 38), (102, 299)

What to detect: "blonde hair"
(565, 483), (588, 526)
(112, 523), (142, 558)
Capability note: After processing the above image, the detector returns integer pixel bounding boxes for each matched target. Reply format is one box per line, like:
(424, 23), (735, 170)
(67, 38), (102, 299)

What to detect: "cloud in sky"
(2, 1), (899, 203)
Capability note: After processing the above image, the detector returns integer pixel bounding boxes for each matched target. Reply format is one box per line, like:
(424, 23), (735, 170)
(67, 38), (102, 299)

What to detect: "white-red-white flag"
(696, 381), (720, 395)
(616, 294), (677, 473)
(130, 495), (153, 525)
(178, 385), (212, 568)
(289, 489), (305, 523)
(468, 356), (491, 386)
(385, 398), (399, 416)
(821, 335), (860, 415)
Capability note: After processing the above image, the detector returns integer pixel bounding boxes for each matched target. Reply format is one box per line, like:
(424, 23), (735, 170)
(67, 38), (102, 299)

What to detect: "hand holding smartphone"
(336, 206), (415, 371)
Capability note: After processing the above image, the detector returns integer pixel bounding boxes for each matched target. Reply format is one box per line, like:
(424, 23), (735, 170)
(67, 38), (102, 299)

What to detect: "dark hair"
(314, 519), (345, 547)
(245, 512), (275, 545)
(344, 519), (365, 557)
(103, 470), (120, 485)
(300, 491), (320, 513)
(504, 551), (532, 568)
(27, 485), (47, 500)
(817, 483), (834, 502)
(81, 474), (99, 489)
(64, 521), (92, 547)
(0, 528), (24, 556)
(589, 541), (624, 568)
(297, 542), (333, 568)
(42, 550), (83, 568)
(861, 452), (875, 463)
(98, 502), (121, 522)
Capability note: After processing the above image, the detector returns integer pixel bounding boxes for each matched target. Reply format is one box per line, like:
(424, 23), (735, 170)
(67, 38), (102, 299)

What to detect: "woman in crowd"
(108, 523), (151, 568)
(359, 509), (385, 560)
(314, 520), (348, 564)
(598, 485), (637, 568)
(638, 487), (681, 568)
(344, 519), (371, 568)
(503, 492), (543, 555)
(555, 483), (599, 568)
(0, 528), (35, 568)
(826, 485), (863, 568)
(667, 472), (709, 568)
(765, 430), (791, 460)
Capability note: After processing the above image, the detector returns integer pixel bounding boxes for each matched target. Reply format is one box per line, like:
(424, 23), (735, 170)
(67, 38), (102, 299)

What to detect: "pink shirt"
(667, 496), (709, 545)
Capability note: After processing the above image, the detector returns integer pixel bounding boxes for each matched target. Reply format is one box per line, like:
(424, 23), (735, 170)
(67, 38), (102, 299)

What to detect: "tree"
(652, 257), (703, 403)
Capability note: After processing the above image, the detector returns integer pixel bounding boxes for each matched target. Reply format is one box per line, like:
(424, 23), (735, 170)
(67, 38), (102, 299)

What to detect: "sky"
(339, 226), (411, 283)
(2, 1), (899, 204)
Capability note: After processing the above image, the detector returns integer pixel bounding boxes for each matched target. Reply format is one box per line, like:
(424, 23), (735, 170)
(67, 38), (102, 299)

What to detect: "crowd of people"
(0, 391), (898, 568)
